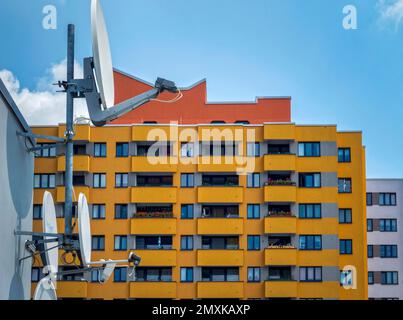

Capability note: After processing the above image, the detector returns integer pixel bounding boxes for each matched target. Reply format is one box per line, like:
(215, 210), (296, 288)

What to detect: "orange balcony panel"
(197, 250), (244, 266)
(298, 250), (339, 266)
(130, 282), (176, 299)
(298, 282), (340, 299)
(197, 218), (243, 235)
(134, 250), (176, 266)
(57, 155), (90, 172)
(197, 186), (243, 203)
(264, 217), (297, 234)
(264, 154), (296, 171)
(197, 156), (240, 172)
(132, 126), (171, 141)
(264, 124), (295, 140)
(197, 282), (243, 299)
(131, 156), (178, 172)
(57, 281), (88, 298)
(264, 248), (297, 265)
(58, 125), (90, 141)
(264, 185), (296, 202)
(34, 158), (58, 173)
(131, 187), (177, 203)
(131, 218), (176, 235)
(56, 186), (90, 203)
(265, 281), (297, 298)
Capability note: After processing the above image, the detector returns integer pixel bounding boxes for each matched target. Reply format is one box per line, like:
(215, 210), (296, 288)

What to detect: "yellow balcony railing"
(264, 216), (297, 234)
(131, 218), (176, 235)
(197, 282), (243, 299)
(197, 218), (243, 235)
(56, 281), (88, 298)
(264, 248), (297, 265)
(264, 154), (296, 171)
(134, 250), (176, 266)
(132, 126), (172, 141)
(197, 186), (243, 203)
(265, 281), (297, 298)
(58, 125), (90, 141)
(131, 187), (177, 203)
(130, 282), (176, 299)
(264, 185), (297, 202)
(131, 156), (178, 172)
(56, 186), (90, 203)
(197, 156), (240, 172)
(197, 250), (244, 266)
(298, 282), (340, 299)
(264, 124), (295, 140)
(57, 155), (90, 172)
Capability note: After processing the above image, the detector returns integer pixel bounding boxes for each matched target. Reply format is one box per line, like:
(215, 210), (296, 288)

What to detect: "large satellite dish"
(78, 193), (91, 267)
(42, 191), (58, 274)
(91, 0), (114, 109)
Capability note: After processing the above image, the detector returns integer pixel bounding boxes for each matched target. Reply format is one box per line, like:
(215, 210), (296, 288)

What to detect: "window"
(201, 267), (239, 282)
(340, 239), (353, 254)
(247, 267), (261, 282)
(116, 143), (129, 157)
(380, 219), (397, 232)
(181, 173), (194, 187)
(93, 173), (106, 188)
(299, 235), (322, 250)
(299, 173), (321, 188)
(298, 142), (320, 157)
(114, 267), (127, 282)
(339, 208), (352, 224)
(92, 204), (106, 219)
(300, 267), (322, 282)
(368, 272), (374, 285)
(299, 204), (321, 219)
(115, 173), (129, 188)
(338, 178), (352, 193)
(247, 204), (260, 219)
(247, 235), (260, 251)
(202, 236), (239, 250)
(202, 175), (238, 186)
(367, 245), (373, 258)
(114, 235), (127, 251)
(135, 267), (172, 282)
(137, 175), (173, 186)
(181, 236), (193, 251)
(338, 148), (351, 163)
(35, 144), (56, 158)
(115, 204), (128, 219)
(33, 205), (42, 220)
(31, 268), (43, 282)
(136, 236), (172, 250)
(34, 174), (55, 189)
(94, 143), (107, 157)
(381, 272), (398, 285)
(247, 142), (260, 157)
(181, 204), (194, 219)
(379, 193), (396, 206)
(366, 193), (373, 206)
(380, 245), (398, 258)
(91, 269), (100, 282)
(367, 219), (373, 232)
(340, 270), (354, 286)
(180, 142), (194, 157)
(180, 267), (194, 282)
(92, 236), (105, 251)
(247, 173), (260, 188)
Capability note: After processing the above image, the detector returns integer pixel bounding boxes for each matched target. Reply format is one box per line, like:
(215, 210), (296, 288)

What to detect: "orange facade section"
(112, 70), (291, 125)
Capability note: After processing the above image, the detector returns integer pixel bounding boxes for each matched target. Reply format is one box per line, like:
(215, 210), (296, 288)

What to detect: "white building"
(366, 179), (403, 300)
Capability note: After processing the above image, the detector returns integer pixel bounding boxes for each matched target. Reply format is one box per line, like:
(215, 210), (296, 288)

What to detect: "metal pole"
(65, 24), (75, 237)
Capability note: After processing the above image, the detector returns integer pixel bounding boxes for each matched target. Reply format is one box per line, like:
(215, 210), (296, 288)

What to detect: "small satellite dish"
(78, 193), (91, 267)
(91, 0), (115, 109)
(42, 191), (58, 274)
(101, 260), (117, 283)
(33, 277), (57, 301)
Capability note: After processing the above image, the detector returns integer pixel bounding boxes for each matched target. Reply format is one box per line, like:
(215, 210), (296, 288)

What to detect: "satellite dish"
(78, 193), (91, 267)
(91, 0), (115, 109)
(33, 277), (57, 301)
(101, 260), (117, 283)
(42, 191), (58, 274)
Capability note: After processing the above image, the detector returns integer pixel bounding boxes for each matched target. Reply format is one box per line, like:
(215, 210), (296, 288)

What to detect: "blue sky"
(0, 0), (402, 178)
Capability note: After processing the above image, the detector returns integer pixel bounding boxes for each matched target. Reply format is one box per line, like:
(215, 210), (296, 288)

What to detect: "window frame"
(298, 142), (321, 157)
(94, 143), (107, 157)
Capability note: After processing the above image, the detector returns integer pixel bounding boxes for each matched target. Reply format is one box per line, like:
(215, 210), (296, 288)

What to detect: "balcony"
(130, 282), (176, 299)
(57, 155), (90, 172)
(264, 185), (296, 203)
(131, 156), (178, 172)
(58, 125), (90, 141)
(132, 126), (171, 141)
(131, 187), (177, 203)
(264, 124), (295, 141)
(264, 154), (296, 171)
(264, 248), (297, 265)
(197, 282), (243, 299)
(264, 217), (297, 234)
(298, 282), (339, 299)
(197, 156), (240, 172)
(134, 250), (176, 266)
(197, 250), (244, 266)
(56, 186), (90, 203)
(56, 281), (88, 298)
(264, 281), (297, 298)
(197, 186), (243, 203)
(197, 218), (243, 235)
(131, 218), (176, 235)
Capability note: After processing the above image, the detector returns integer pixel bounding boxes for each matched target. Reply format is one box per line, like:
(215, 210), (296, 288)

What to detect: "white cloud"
(0, 59), (89, 126)
(377, 0), (403, 31)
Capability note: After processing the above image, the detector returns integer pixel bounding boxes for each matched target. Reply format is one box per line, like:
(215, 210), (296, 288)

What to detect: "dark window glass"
(298, 142), (320, 157)
(181, 204), (194, 219)
(116, 143), (129, 157)
(338, 178), (352, 193)
(247, 235), (260, 250)
(247, 204), (260, 219)
(338, 148), (351, 163)
(299, 204), (321, 219)
(340, 239), (353, 254)
(299, 235), (322, 250)
(339, 208), (352, 224)
(299, 173), (321, 188)
(94, 143), (107, 157)
(115, 204), (128, 219)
